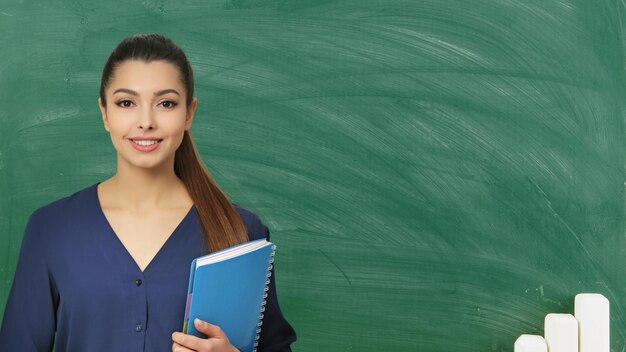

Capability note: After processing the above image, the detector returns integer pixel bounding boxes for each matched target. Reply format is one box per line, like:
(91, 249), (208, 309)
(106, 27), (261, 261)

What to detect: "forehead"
(108, 60), (184, 92)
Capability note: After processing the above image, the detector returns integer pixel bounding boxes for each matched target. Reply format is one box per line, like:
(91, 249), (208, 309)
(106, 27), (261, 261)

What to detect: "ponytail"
(174, 130), (249, 251)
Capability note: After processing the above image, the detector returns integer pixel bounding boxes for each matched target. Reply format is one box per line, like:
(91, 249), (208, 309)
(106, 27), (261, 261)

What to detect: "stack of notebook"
(183, 239), (276, 352)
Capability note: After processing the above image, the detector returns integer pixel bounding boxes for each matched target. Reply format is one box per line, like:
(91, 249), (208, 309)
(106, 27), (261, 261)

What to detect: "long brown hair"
(99, 33), (249, 252)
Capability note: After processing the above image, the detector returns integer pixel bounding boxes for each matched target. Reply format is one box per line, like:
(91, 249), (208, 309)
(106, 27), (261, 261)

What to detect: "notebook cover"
(184, 240), (274, 351)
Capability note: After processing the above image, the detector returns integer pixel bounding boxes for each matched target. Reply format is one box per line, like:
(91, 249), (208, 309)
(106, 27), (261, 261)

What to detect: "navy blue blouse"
(0, 183), (296, 351)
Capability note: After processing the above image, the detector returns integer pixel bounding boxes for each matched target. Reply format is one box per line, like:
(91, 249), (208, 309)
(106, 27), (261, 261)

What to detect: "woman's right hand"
(171, 318), (239, 352)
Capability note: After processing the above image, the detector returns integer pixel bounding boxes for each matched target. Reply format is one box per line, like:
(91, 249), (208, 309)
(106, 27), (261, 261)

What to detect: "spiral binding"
(253, 244), (276, 352)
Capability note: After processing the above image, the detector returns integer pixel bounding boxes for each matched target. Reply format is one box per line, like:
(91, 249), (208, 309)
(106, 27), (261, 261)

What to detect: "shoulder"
(232, 203), (270, 241)
(17, 183), (98, 257)
(27, 183), (97, 231)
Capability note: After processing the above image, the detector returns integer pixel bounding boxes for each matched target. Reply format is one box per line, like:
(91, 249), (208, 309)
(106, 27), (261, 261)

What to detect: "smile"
(129, 138), (163, 152)
(133, 139), (160, 146)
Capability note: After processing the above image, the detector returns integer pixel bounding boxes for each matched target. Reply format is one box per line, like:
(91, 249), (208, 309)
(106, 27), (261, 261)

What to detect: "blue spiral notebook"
(182, 238), (275, 352)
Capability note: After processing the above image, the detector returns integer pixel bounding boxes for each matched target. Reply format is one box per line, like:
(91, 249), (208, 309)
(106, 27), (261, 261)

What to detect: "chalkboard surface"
(1, 1), (625, 351)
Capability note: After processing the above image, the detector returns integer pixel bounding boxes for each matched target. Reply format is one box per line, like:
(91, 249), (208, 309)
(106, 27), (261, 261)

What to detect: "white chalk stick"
(544, 313), (578, 352)
(575, 293), (610, 352)
(514, 334), (547, 352)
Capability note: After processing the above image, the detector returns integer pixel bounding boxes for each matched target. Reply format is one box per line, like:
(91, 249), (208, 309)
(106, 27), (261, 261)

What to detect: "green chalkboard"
(1, 0), (625, 351)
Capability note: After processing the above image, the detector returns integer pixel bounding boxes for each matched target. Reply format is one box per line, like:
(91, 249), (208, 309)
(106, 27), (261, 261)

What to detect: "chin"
(119, 154), (172, 171)
(133, 162), (164, 170)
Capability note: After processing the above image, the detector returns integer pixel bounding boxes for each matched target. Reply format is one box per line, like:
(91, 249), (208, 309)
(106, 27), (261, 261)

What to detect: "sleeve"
(0, 209), (58, 351)
(254, 219), (297, 351)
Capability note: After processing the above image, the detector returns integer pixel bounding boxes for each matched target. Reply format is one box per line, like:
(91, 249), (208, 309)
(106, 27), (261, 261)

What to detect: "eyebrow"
(112, 88), (180, 97)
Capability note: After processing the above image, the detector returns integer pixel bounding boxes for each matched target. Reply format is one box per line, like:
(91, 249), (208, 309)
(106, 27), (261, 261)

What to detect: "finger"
(172, 341), (195, 352)
(194, 318), (226, 339)
(172, 331), (208, 351)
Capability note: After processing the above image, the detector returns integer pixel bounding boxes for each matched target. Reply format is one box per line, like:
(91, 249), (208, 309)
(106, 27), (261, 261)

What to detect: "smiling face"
(98, 60), (197, 172)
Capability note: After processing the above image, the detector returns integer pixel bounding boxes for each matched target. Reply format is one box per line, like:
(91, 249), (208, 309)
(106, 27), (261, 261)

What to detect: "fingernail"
(195, 318), (204, 327)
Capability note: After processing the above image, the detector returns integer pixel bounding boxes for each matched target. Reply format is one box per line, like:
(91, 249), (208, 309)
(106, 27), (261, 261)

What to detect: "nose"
(138, 105), (155, 130)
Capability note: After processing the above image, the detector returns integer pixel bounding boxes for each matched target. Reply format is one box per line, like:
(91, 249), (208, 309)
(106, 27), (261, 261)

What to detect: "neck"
(107, 155), (189, 211)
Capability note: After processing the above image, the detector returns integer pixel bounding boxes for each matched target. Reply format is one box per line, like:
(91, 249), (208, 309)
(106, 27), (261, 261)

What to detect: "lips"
(129, 138), (163, 152)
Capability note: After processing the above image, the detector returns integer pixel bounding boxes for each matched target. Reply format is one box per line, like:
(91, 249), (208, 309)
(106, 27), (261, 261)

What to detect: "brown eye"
(160, 100), (177, 109)
(115, 100), (133, 108)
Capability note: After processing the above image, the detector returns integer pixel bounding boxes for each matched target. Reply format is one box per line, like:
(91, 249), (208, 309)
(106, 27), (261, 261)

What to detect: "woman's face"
(98, 59), (197, 172)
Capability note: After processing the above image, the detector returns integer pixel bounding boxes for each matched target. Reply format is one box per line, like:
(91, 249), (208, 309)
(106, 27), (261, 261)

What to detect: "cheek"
(107, 130), (127, 153)
(108, 124), (129, 141)
(161, 115), (188, 139)
(106, 113), (134, 134)
(171, 128), (186, 150)
(105, 118), (132, 149)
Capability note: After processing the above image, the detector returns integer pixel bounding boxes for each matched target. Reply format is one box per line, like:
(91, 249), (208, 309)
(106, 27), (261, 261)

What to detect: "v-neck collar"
(91, 182), (196, 274)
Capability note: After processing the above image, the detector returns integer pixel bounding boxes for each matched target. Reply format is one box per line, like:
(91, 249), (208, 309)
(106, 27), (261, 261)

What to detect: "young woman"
(0, 33), (296, 352)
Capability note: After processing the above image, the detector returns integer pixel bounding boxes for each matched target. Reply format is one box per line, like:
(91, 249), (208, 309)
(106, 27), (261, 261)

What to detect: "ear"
(98, 97), (110, 132)
(185, 97), (197, 131)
